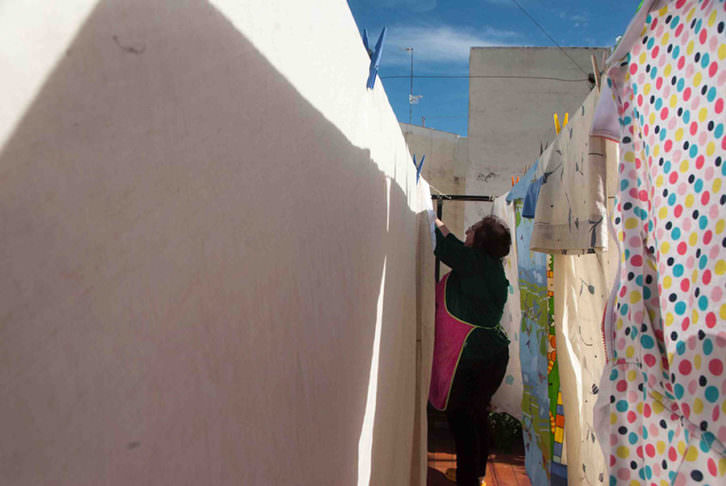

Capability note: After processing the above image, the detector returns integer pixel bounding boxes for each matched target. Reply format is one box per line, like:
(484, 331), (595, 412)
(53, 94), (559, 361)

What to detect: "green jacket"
(434, 227), (510, 364)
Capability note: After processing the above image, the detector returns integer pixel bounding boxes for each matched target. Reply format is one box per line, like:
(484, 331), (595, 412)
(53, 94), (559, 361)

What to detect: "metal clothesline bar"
(431, 194), (495, 202)
(431, 194), (496, 281)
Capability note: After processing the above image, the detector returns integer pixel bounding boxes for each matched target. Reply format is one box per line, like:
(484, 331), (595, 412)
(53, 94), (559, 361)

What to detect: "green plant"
(488, 412), (523, 453)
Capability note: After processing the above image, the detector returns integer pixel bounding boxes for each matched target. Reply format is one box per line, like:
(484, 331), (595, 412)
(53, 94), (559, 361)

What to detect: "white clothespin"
(591, 54), (601, 92)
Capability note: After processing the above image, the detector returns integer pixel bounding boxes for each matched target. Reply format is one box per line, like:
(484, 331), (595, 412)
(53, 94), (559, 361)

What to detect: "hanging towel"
(530, 89), (608, 254)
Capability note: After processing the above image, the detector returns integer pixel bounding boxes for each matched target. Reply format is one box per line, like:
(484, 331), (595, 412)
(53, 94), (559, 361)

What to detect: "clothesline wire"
(508, 0), (591, 76)
(416, 115), (466, 119)
(381, 74), (590, 83)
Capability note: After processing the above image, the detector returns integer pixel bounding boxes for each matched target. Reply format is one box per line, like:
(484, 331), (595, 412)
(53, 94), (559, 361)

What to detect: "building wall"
(465, 47), (609, 226)
(401, 123), (469, 238)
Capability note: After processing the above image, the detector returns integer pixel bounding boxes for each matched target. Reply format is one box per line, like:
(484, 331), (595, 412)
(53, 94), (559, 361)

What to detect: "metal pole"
(435, 196), (443, 282)
(429, 194), (495, 202)
(408, 48), (414, 124)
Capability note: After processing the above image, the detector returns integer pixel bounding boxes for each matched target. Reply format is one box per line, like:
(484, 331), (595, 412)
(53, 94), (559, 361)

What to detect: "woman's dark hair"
(473, 215), (511, 258)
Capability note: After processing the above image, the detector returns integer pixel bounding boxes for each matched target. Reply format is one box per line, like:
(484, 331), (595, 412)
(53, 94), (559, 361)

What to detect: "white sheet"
(490, 195), (524, 420)
(0, 1), (434, 484)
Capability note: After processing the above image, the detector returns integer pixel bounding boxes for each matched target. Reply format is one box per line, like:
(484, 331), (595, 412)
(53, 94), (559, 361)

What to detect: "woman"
(429, 215), (511, 486)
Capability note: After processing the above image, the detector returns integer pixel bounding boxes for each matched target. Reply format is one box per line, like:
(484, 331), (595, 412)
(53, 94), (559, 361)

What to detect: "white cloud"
(559, 11), (588, 28)
(383, 24), (520, 64)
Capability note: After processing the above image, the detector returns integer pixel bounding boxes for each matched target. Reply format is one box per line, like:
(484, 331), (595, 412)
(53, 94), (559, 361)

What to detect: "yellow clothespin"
(554, 112), (569, 135)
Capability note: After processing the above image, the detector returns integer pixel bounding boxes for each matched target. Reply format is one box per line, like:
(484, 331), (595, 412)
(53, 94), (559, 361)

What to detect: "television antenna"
(404, 48), (423, 124)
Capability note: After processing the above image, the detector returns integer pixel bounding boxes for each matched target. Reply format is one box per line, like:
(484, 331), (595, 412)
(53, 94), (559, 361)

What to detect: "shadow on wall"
(0, 1), (421, 484)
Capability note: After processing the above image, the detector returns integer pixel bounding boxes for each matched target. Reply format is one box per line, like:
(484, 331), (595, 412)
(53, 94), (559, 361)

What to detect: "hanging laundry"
(590, 81), (620, 142)
(530, 89), (609, 253)
(521, 88), (622, 486)
(490, 195), (524, 420)
(552, 252), (610, 486)
(592, 1), (726, 484)
(507, 160), (539, 202)
(0, 2), (434, 484)
(522, 175), (544, 219)
(545, 254), (567, 486)
(513, 198), (557, 486)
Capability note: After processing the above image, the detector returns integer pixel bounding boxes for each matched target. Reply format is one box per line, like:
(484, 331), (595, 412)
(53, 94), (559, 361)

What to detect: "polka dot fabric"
(595, 1), (726, 485)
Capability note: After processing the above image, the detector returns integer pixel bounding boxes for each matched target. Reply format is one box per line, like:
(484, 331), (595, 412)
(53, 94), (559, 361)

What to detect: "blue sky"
(347, 0), (638, 136)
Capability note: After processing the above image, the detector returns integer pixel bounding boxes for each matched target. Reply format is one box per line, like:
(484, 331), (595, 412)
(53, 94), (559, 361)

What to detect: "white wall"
(0, 1), (433, 484)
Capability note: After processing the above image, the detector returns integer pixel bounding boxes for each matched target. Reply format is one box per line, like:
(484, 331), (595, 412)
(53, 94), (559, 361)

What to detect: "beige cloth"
(530, 89), (608, 254)
(0, 1), (434, 484)
(552, 128), (618, 486)
(553, 254), (609, 486)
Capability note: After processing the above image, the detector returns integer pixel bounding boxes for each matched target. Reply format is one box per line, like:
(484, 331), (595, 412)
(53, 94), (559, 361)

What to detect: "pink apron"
(429, 272), (476, 411)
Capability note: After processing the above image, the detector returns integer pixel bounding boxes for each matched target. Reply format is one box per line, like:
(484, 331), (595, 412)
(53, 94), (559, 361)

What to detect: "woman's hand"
(435, 218), (450, 237)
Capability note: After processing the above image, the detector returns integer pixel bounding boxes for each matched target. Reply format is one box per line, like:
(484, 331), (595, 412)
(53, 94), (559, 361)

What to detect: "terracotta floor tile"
(427, 409), (530, 486)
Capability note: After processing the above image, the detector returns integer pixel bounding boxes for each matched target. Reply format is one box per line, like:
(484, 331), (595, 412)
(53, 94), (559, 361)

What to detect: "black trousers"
(445, 347), (509, 486)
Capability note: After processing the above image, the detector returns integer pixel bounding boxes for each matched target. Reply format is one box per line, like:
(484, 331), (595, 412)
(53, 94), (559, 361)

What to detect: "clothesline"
(430, 194), (496, 281)
(430, 194), (495, 201)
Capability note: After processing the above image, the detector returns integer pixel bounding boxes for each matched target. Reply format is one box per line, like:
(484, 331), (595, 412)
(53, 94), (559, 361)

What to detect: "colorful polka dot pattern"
(597, 1), (726, 484)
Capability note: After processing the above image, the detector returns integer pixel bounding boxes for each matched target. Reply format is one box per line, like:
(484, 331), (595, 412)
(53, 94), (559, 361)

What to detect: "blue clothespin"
(413, 154), (425, 183)
(362, 27), (386, 89)
(362, 29), (372, 57)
